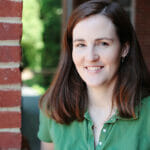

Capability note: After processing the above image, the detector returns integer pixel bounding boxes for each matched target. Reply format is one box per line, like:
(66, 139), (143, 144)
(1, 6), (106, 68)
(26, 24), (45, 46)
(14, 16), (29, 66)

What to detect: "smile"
(84, 66), (104, 73)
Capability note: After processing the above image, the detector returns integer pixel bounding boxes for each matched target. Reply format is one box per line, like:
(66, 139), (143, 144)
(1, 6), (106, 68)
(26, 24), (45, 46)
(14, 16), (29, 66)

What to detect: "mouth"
(84, 66), (104, 73)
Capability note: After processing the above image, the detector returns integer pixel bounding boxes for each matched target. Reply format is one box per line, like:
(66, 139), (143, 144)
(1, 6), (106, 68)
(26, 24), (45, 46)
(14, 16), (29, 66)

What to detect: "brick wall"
(135, 0), (150, 70)
(0, 0), (22, 149)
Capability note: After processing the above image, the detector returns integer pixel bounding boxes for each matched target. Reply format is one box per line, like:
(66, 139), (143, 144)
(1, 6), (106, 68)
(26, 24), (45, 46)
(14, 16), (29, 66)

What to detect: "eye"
(95, 41), (110, 47)
(75, 43), (86, 48)
(101, 42), (109, 46)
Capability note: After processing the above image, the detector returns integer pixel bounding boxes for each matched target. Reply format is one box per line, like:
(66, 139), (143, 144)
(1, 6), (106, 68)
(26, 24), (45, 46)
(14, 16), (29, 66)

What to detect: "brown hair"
(39, 0), (150, 124)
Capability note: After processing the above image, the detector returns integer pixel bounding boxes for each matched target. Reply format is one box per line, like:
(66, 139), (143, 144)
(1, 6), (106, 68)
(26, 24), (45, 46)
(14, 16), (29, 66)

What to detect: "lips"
(84, 66), (104, 73)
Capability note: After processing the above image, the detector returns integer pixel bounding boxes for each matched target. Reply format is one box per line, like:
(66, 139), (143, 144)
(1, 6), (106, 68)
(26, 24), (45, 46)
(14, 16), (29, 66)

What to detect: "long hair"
(39, 0), (150, 124)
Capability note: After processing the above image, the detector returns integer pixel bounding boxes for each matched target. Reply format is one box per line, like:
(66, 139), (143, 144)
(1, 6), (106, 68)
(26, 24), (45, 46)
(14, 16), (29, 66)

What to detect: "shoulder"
(38, 110), (53, 142)
(141, 96), (150, 109)
(139, 96), (150, 120)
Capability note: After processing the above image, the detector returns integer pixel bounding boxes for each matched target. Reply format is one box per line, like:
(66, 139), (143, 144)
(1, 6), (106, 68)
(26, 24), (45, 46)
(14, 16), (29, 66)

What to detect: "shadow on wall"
(21, 96), (41, 150)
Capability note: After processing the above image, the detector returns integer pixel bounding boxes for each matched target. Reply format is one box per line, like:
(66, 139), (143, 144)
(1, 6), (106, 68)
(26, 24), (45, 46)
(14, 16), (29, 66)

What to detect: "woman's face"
(72, 14), (122, 88)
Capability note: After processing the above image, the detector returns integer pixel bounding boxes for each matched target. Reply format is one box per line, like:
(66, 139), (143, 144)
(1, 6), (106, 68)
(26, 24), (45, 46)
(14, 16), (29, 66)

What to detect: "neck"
(87, 79), (117, 109)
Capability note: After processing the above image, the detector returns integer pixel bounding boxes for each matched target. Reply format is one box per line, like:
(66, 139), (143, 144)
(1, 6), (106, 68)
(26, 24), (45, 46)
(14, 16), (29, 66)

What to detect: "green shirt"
(38, 96), (150, 150)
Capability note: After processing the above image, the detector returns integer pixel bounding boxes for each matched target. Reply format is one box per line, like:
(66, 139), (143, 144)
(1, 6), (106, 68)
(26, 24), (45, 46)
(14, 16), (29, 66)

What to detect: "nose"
(86, 46), (99, 62)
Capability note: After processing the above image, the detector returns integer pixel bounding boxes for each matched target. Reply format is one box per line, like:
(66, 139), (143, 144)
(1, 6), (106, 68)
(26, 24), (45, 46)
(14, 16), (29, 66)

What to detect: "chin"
(85, 80), (106, 88)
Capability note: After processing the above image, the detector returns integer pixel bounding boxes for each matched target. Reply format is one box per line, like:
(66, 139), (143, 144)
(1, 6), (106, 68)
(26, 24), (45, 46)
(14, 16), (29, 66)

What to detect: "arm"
(41, 141), (54, 150)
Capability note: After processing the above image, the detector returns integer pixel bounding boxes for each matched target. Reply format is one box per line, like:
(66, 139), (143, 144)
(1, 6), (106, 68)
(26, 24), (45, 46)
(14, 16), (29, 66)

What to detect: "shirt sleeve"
(37, 110), (53, 143)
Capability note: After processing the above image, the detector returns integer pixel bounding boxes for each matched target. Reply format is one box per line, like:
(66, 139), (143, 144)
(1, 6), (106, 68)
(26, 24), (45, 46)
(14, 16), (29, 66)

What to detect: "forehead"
(73, 14), (118, 40)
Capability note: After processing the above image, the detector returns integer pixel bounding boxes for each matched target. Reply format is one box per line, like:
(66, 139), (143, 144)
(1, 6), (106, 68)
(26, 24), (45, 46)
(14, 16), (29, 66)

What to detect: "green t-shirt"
(38, 96), (150, 150)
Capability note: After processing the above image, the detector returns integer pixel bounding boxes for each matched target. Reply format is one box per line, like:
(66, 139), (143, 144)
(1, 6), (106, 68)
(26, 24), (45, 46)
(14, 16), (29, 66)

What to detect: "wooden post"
(135, 0), (150, 69)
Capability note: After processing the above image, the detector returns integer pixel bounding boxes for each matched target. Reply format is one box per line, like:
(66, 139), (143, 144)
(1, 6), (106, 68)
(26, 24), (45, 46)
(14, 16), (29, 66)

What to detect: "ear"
(121, 42), (130, 57)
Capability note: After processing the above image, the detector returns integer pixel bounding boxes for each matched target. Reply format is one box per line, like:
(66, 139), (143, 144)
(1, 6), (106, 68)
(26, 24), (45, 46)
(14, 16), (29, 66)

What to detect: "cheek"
(72, 50), (83, 66)
(72, 50), (77, 65)
(109, 54), (120, 64)
(102, 50), (121, 66)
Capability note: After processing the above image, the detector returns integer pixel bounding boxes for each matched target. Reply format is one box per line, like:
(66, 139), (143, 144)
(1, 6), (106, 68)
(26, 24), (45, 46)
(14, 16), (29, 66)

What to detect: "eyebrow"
(73, 39), (85, 43)
(95, 37), (114, 42)
(73, 37), (114, 43)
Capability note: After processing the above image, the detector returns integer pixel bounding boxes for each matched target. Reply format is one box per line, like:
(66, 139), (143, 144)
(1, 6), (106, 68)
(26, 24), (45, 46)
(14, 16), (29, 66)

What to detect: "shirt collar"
(84, 110), (91, 121)
(84, 105), (139, 124)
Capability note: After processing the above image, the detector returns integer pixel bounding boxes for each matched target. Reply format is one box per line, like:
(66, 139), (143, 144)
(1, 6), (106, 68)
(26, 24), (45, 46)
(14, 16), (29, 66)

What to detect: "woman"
(38, 0), (150, 150)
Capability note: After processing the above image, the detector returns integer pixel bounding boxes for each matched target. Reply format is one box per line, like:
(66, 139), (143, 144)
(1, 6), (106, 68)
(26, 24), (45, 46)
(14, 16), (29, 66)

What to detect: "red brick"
(0, 68), (21, 84)
(0, 91), (21, 107)
(0, 112), (21, 128)
(0, 133), (21, 148)
(0, 0), (22, 17)
(0, 23), (22, 40)
(0, 46), (21, 62)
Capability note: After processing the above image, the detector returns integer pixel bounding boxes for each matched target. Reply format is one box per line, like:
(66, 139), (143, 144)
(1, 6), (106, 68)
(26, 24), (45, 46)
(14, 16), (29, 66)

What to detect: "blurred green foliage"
(39, 0), (62, 87)
(21, 0), (62, 92)
(22, 0), (44, 70)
